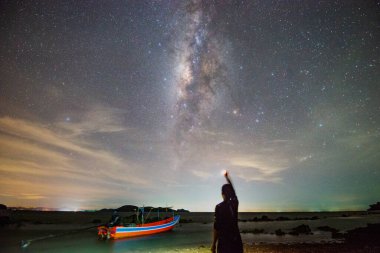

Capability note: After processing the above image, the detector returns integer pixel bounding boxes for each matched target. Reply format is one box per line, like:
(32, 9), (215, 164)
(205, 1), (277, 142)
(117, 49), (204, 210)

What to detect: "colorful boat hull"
(98, 215), (180, 239)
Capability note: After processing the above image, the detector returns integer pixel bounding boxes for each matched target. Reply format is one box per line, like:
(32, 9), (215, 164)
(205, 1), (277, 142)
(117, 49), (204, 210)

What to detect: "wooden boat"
(98, 215), (180, 239)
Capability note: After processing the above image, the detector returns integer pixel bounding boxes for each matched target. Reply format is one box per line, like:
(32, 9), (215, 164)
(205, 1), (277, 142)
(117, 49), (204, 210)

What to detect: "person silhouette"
(211, 170), (243, 253)
(108, 210), (121, 227)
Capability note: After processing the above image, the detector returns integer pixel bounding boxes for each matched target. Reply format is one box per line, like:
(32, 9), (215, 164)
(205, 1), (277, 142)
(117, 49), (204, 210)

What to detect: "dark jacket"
(214, 194), (243, 253)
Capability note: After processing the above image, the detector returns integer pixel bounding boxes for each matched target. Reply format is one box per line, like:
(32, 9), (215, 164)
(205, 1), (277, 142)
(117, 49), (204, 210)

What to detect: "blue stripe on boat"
(116, 215), (180, 233)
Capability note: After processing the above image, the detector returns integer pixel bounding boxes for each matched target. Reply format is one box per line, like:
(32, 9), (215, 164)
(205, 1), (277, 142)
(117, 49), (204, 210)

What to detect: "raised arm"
(224, 170), (236, 197)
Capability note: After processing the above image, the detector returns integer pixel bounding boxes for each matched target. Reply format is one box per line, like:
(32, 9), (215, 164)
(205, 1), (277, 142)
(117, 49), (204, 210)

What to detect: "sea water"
(2, 212), (380, 253)
(1, 223), (212, 253)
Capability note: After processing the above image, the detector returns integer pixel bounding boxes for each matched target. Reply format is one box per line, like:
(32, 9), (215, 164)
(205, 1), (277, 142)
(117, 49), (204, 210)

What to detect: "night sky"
(0, 1), (379, 212)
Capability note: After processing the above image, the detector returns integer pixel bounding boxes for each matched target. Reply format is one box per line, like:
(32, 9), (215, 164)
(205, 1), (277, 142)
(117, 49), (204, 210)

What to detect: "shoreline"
(153, 242), (380, 253)
(2, 211), (379, 252)
(2, 222), (379, 252)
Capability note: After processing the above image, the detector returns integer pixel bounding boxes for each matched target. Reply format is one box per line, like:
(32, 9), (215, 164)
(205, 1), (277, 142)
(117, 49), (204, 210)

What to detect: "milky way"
(171, 1), (231, 158)
(0, 1), (379, 211)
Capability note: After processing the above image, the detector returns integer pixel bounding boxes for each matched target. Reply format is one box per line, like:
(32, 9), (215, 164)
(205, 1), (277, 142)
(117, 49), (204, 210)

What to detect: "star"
(0, 0), (378, 213)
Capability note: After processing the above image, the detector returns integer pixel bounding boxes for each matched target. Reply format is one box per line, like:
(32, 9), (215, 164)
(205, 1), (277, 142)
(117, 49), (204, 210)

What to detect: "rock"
(276, 216), (290, 221)
(291, 224), (312, 235)
(344, 223), (380, 245)
(317, 226), (339, 233)
(275, 229), (286, 236)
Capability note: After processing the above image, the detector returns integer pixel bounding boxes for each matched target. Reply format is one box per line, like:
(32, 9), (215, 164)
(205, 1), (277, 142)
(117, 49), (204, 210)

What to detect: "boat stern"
(97, 226), (117, 240)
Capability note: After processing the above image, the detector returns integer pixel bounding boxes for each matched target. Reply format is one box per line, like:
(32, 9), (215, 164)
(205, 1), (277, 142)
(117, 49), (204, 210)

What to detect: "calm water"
(2, 223), (212, 253)
(2, 212), (380, 253)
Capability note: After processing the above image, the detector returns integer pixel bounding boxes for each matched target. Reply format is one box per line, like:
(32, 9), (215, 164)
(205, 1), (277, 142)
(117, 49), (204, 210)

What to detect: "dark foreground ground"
(243, 244), (380, 253)
(142, 243), (380, 252)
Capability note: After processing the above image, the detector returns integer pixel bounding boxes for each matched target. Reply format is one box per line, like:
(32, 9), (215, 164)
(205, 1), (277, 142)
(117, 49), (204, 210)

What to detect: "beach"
(148, 244), (380, 253)
(1, 211), (380, 253)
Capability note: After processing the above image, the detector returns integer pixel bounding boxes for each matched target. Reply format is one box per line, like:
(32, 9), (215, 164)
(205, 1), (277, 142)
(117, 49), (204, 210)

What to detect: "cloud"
(56, 104), (129, 136)
(0, 113), (151, 208)
(192, 169), (212, 179)
(0, 116), (94, 156)
(200, 137), (295, 183)
(218, 140), (234, 146)
(229, 155), (286, 183)
(19, 193), (46, 200)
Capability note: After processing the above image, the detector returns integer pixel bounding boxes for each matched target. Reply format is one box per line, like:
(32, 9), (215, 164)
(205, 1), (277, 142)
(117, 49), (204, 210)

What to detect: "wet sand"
(163, 244), (380, 253)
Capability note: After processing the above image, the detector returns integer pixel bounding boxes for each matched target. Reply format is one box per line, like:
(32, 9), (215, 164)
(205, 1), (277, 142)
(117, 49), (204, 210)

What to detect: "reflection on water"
(3, 224), (212, 253)
(112, 226), (211, 252)
(2, 213), (380, 253)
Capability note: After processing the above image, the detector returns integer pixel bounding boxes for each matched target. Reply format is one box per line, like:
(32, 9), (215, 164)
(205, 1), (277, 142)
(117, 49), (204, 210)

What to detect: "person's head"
(221, 184), (234, 201)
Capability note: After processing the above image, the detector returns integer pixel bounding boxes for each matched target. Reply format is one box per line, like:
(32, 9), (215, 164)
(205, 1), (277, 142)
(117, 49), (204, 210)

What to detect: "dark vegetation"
(91, 219), (102, 224)
(0, 204), (10, 226)
(97, 205), (189, 213)
(1, 205), (186, 227)
(367, 202), (380, 211)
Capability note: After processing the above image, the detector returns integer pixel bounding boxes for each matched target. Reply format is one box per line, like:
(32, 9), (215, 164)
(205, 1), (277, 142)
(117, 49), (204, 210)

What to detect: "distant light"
(59, 205), (81, 212)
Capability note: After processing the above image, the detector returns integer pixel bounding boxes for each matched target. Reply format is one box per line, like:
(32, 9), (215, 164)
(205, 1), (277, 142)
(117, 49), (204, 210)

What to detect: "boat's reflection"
(111, 230), (177, 252)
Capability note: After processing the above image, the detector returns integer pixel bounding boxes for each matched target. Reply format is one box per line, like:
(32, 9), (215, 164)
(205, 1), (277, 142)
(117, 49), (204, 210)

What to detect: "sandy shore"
(162, 244), (380, 253)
